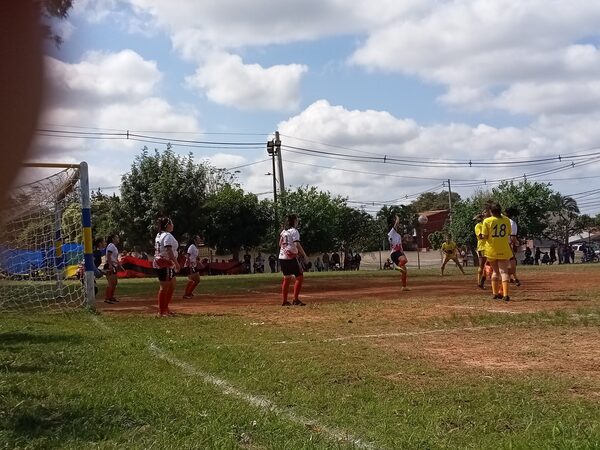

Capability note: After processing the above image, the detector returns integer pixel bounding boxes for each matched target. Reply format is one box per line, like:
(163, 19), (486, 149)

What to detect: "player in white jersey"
(504, 207), (521, 286)
(103, 234), (122, 304)
(153, 217), (180, 317)
(278, 214), (308, 306)
(388, 214), (409, 291)
(183, 235), (204, 299)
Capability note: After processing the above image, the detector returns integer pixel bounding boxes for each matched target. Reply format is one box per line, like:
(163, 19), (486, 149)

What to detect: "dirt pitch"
(100, 268), (600, 392)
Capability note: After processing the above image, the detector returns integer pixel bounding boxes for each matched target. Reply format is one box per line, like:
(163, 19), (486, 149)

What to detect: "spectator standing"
(315, 256), (323, 272)
(549, 245), (556, 265)
(535, 247), (541, 265)
(268, 253), (277, 273)
(354, 253), (362, 270)
(322, 252), (330, 271)
(254, 252), (265, 273)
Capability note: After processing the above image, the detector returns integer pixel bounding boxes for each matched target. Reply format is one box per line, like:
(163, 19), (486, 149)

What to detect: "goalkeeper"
(440, 234), (466, 276)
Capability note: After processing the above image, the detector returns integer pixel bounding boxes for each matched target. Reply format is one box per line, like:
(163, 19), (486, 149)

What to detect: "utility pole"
(275, 131), (286, 209)
(447, 178), (453, 223)
(266, 140), (278, 205)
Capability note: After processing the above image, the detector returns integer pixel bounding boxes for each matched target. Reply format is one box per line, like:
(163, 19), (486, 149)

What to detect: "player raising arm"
(388, 214), (409, 291)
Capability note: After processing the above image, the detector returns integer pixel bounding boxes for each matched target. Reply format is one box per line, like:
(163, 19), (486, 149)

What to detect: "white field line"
(273, 325), (499, 345)
(89, 313), (114, 332)
(149, 342), (378, 450)
(443, 305), (521, 315)
(246, 289), (317, 299)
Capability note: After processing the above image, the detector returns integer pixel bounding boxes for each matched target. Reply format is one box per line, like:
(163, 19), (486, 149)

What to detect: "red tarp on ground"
(116, 256), (243, 278)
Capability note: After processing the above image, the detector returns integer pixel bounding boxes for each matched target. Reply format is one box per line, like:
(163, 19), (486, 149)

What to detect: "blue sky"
(37, 0), (600, 215)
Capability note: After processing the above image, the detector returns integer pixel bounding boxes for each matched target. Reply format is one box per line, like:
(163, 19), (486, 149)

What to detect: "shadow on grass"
(0, 332), (82, 346)
(2, 402), (147, 444)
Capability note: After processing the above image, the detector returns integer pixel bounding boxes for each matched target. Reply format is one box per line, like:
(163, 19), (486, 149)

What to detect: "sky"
(34, 0), (600, 215)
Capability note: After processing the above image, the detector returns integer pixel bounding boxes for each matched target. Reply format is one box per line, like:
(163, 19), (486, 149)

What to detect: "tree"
(337, 206), (381, 252)
(119, 147), (227, 250)
(545, 195), (582, 246)
(283, 186), (348, 253)
(204, 185), (272, 261)
(410, 191), (460, 213)
(37, 0), (74, 46)
(491, 181), (557, 238)
(90, 190), (124, 243)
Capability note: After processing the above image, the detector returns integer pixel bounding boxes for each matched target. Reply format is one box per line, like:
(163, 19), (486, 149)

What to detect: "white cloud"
(40, 50), (201, 188)
(204, 153), (247, 170)
(185, 53), (307, 111)
(349, 1), (600, 115)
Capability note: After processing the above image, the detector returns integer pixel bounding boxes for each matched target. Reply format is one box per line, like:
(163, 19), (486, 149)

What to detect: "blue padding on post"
(82, 208), (92, 227)
(84, 253), (95, 272)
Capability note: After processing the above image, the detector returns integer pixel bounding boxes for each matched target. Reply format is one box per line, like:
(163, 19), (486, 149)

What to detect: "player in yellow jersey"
(440, 234), (466, 276)
(474, 213), (488, 289)
(479, 202), (513, 302)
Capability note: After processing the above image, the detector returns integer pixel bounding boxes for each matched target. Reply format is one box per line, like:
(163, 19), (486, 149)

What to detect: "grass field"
(1, 265), (599, 449)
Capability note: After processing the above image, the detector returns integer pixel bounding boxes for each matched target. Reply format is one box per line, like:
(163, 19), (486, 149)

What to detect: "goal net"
(0, 164), (91, 311)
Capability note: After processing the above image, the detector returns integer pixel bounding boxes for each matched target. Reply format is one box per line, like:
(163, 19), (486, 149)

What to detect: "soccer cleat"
(492, 294), (502, 300)
(281, 301), (292, 306)
(110, 298), (119, 302)
(292, 299), (306, 306)
(394, 264), (406, 273)
(182, 294), (193, 299)
(514, 279), (521, 287)
(502, 296), (510, 302)
(401, 286), (410, 291)
(104, 299), (115, 304)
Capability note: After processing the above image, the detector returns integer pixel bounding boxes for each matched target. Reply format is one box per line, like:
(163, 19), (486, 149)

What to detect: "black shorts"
(156, 267), (176, 281)
(390, 250), (405, 266)
(279, 258), (303, 277)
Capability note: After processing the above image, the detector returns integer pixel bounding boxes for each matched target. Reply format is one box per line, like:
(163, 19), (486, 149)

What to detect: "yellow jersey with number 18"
(481, 215), (512, 260)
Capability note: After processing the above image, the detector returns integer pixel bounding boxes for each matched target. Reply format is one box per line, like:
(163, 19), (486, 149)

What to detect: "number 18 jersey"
(481, 215), (512, 260)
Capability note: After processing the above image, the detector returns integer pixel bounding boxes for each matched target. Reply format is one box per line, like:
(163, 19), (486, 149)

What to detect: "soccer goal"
(0, 162), (95, 311)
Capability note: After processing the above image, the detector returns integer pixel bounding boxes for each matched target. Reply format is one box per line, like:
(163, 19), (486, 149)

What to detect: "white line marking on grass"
(149, 342), (378, 450)
(274, 326), (498, 345)
(89, 314), (113, 332)
(443, 305), (521, 315)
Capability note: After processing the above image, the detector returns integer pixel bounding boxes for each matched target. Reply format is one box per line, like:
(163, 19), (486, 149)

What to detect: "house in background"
(416, 209), (449, 250)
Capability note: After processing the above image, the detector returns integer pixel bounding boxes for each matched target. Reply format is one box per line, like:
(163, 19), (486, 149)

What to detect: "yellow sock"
(502, 281), (509, 297)
(491, 279), (499, 295)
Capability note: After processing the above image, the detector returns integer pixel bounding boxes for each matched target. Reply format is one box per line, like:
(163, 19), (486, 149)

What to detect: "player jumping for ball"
(388, 214), (409, 291)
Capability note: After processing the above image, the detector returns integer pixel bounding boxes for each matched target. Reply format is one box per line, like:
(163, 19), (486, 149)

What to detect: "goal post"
(0, 161), (95, 310)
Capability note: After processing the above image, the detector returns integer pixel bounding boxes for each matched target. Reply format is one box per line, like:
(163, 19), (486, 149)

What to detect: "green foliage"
(37, 0), (74, 46)
(337, 206), (381, 251)
(376, 204), (417, 250)
(410, 191), (460, 213)
(284, 186), (348, 253)
(427, 231), (445, 250)
(491, 181), (556, 238)
(447, 192), (491, 249)
(204, 185), (272, 260)
(545, 194), (582, 245)
(90, 190), (123, 243)
(119, 147), (227, 250)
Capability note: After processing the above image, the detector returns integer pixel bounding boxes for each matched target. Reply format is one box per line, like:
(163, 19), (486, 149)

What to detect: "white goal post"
(0, 162), (95, 310)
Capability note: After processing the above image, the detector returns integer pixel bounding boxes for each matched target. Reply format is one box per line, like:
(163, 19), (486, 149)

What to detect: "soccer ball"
(418, 215), (428, 225)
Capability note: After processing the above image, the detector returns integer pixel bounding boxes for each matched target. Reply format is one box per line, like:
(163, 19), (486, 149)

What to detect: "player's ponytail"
(489, 202), (502, 217)
(156, 216), (172, 232)
(285, 214), (298, 230)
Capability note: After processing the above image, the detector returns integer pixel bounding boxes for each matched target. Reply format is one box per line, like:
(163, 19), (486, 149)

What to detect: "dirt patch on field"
(100, 270), (600, 325)
(377, 325), (600, 398)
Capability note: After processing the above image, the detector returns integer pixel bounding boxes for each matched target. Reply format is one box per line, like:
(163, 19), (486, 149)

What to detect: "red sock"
(105, 285), (113, 300)
(185, 280), (195, 295)
(167, 284), (175, 306)
(293, 275), (303, 300)
(282, 278), (291, 302)
(401, 271), (407, 287)
(158, 289), (168, 314)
